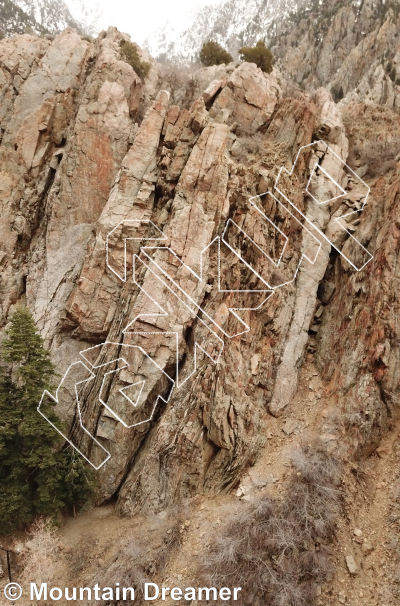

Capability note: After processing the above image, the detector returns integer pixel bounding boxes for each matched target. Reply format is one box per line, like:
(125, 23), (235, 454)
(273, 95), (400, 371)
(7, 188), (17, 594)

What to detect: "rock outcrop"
(274, 0), (400, 111)
(148, 0), (400, 112)
(1, 26), (399, 515)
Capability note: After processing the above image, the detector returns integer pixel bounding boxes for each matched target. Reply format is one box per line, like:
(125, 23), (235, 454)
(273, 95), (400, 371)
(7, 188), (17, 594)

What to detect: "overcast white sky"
(91, 0), (223, 45)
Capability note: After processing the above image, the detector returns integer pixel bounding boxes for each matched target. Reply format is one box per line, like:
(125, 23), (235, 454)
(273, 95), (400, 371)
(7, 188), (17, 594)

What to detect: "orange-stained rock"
(210, 62), (281, 130)
(0, 28), (399, 512)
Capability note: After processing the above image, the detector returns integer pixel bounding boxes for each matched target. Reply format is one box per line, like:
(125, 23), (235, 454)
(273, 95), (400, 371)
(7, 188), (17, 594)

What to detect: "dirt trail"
(2, 354), (398, 606)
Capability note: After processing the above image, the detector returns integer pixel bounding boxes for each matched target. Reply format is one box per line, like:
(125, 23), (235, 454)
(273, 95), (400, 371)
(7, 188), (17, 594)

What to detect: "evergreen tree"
(239, 40), (274, 73)
(120, 40), (151, 80)
(200, 40), (233, 66)
(0, 308), (94, 534)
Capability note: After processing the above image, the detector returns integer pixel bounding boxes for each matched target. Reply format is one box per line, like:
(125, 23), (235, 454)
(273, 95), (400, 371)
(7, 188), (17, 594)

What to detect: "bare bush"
(196, 441), (341, 606)
(231, 132), (266, 164)
(159, 62), (199, 108)
(347, 138), (400, 177)
(15, 518), (59, 586)
(97, 509), (184, 606)
(281, 81), (309, 100)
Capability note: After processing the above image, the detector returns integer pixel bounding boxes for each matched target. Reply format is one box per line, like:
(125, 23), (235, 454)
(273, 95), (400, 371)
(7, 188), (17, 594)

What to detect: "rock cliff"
(0, 26), (399, 518)
(274, 0), (400, 112)
(148, 0), (400, 112)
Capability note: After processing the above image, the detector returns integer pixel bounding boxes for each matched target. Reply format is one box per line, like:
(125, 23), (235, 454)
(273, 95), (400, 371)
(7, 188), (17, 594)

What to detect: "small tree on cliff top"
(0, 308), (94, 533)
(120, 40), (151, 79)
(239, 40), (273, 73)
(200, 40), (233, 66)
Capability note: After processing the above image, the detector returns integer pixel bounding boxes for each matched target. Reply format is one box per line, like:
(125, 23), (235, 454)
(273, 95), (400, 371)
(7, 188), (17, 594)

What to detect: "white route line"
(125, 253), (225, 388)
(274, 140), (373, 271)
(38, 343), (174, 469)
(38, 139), (374, 469)
(80, 342), (175, 429)
(136, 239), (272, 339)
(306, 162), (347, 205)
(106, 219), (168, 282)
(223, 193), (322, 289)
(38, 361), (111, 470)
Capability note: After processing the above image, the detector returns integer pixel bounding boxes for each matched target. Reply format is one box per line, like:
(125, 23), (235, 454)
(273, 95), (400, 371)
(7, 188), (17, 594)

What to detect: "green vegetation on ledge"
(120, 40), (151, 79)
(239, 40), (273, 73)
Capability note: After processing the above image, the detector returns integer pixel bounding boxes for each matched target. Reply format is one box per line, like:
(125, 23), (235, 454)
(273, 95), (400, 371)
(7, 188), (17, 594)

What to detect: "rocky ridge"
(148, 0), (400, 112)
(273, 0), (400, 112)
(0, 0), (85, 37)
(0, 27), (399, 525)
(146, 0), (306, 62)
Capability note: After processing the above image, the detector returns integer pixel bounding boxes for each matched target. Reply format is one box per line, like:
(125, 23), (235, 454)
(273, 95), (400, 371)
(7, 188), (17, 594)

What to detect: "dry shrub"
(347, 138), (400, 177)
(15, 518), (59, 586)
(342, 104), (400, 179)
(196, 441), (341, 606)
(231, 131), (266, 164)
(96, 509), (184, 606)
(281, 82), (309, 100)
(159, 62), (199, 108)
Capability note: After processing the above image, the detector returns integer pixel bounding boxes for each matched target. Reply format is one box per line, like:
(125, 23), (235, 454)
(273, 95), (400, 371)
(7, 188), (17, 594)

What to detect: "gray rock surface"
(0, 27), (399, 513)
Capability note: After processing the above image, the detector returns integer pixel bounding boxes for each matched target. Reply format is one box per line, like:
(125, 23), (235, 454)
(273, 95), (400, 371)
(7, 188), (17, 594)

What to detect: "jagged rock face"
(1, 28), (399, 514)
(148, 0), (400, 112)
(315, 102), (400, 458)
(0, 0), (83, 37)
(145, 0), (305, 62)
(274, 0), (400, 111)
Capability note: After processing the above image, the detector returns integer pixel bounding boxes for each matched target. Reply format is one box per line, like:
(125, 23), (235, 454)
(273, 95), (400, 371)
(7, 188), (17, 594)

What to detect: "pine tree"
(239, 41), (274, 74)
(119, 40), (151, 80)
(199, 40), (233, 66)
(0, 308), (94, 534)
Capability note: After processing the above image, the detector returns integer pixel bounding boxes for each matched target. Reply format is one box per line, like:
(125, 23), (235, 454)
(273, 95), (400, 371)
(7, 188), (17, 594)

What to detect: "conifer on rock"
(239, 40), (273, 73)
(200, 40), (233, 66)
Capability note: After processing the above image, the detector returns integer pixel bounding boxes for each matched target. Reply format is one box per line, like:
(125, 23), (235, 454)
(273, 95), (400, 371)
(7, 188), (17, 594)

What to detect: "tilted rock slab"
(0, 32), (397, 512)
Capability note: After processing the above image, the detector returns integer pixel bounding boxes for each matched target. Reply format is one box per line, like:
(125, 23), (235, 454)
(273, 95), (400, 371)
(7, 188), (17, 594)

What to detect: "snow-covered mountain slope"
(63, 0), (102, 37)
(0, 0), (80, 35)
(145, 0), (308, 61)
(145, 0), (400, 113)
(0, 0), (103, 37)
